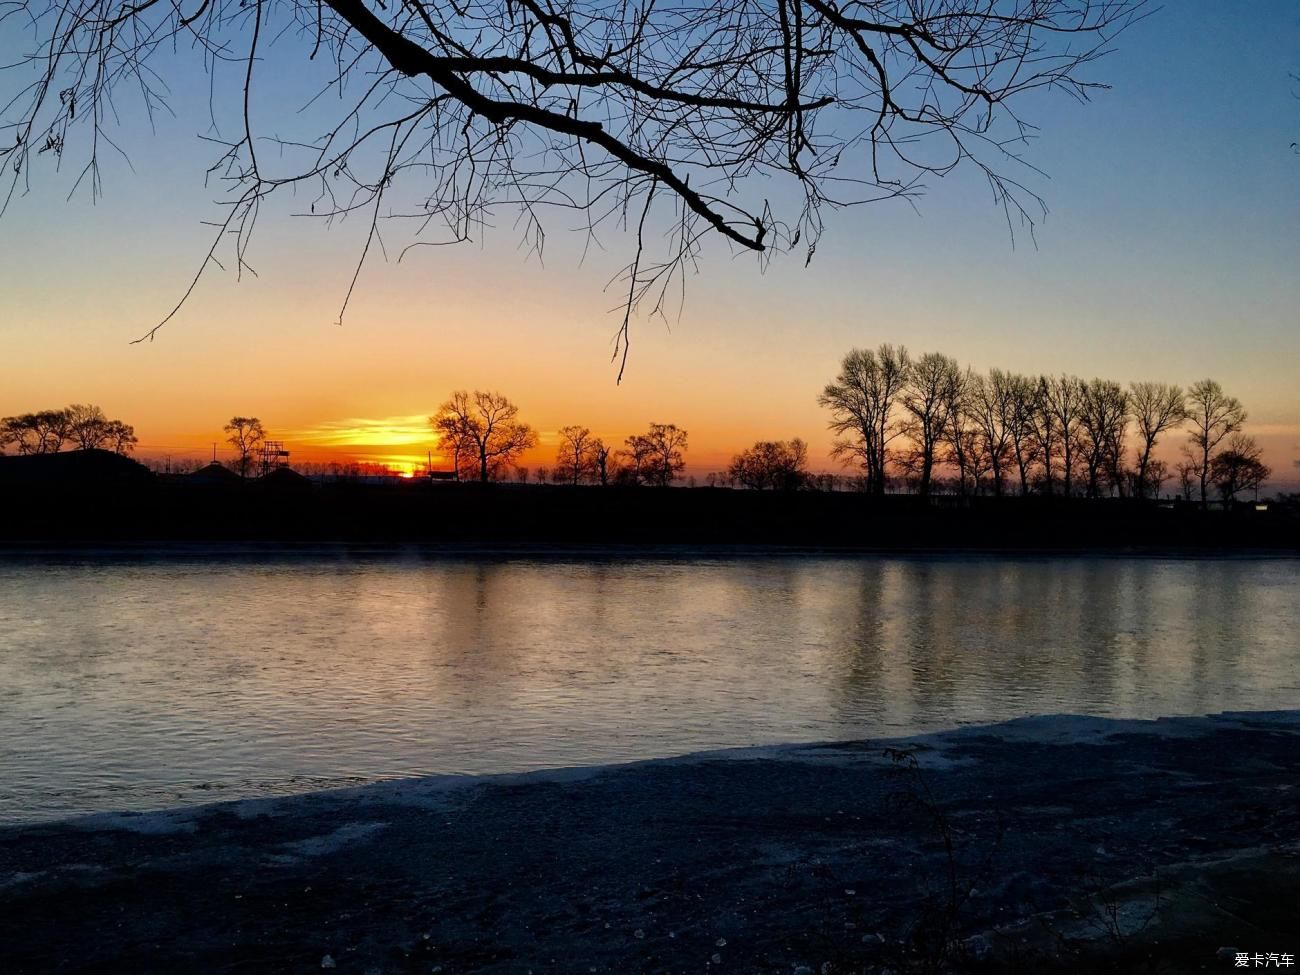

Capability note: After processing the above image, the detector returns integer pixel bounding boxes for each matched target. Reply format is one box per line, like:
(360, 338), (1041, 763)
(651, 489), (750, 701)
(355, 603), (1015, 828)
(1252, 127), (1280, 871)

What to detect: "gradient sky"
(1, 0), (1298, 481)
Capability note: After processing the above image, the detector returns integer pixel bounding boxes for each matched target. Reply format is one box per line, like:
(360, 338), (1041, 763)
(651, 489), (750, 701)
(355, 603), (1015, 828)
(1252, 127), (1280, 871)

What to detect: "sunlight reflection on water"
(1, 553), (1297, 822)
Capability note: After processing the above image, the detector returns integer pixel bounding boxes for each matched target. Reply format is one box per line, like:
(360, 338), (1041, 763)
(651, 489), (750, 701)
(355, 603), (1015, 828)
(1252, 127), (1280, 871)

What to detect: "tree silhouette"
(969, 368), (1017, 497)
(899, 352), (959, 499)
(431, 411), (476, 481)
(1, 404), (137, 456)
(944, 386), (992, 497)
(591, 439), (612, 487)
(554, 425), (600, 485)
(940, 368), (977, 496)
(1077, 378), (1128, 498)
(1211, 434), (1270, 505)
(625, 423), (687, 486)
(1186, 379), (1247, 507)
(729, 439), (809, 491)
(104, 420), (138, 454)
(820, 344), (909, 495)
(1175, 457), (1197, 501)
(1026, 377), (1060, 496)
(1143, 458), (1170, 499)
(66, 404), (111, 450)
(1005, 374), (1041, 496)
(2, 0), (1143, 364)
(224, 416), (266, 478)
(431, 391), (537, 483)
(1130, 382), (1187, 499)
(0, 410), (69, 454)
(1043, 375), (1084, 497)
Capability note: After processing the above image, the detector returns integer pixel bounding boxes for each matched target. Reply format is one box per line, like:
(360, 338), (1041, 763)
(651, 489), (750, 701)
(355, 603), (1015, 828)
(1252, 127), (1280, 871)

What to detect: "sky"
(1, 0), (1298, 482)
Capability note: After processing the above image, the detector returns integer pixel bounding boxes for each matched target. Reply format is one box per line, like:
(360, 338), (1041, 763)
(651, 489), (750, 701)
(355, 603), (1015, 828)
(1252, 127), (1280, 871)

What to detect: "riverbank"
(3, 712), (1297, 973)
(1, 457), (1296, 552)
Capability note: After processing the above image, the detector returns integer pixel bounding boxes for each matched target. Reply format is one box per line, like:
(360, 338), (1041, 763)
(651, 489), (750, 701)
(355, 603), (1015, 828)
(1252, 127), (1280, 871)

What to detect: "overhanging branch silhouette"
(1, 0), (1147, 364)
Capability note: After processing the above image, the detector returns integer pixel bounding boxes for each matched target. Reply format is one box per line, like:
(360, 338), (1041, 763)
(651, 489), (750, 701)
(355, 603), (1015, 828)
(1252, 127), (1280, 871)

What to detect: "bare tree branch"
(1, 0), (1147, 364)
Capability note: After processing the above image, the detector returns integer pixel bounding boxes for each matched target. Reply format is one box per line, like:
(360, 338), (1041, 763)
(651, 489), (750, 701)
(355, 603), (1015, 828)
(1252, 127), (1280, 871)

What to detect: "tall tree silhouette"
(432, 391), (537, 483)
(899, 352), (959, 499)
(939, 368), (975, 496)
(1027, 377), (1060, 496)
(970, 369), (1017, 497)
(1006, 374), (1040, 496)
(1130, 382), (1187, 499)
(224, 417), (266, 478)
(1077, 379), (1129, 498)
(1186, 379), (1246, 507)
(1043, 375), (1084, 497)
(820, 344), (909, 495)
(554, 425), (599, 485)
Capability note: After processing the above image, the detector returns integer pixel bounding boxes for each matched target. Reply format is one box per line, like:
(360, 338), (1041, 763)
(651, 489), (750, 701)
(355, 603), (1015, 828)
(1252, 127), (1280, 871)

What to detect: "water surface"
(2, 553), (1297, 823)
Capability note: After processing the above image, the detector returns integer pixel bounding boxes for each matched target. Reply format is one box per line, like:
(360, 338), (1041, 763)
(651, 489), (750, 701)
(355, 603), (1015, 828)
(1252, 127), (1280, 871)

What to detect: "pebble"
(320, 956), (336, 970)
(711, 953), (722, 964)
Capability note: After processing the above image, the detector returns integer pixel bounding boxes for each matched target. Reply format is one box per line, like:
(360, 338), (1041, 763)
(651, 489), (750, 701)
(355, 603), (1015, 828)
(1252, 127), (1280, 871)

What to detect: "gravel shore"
(3, 711), (1298, 973)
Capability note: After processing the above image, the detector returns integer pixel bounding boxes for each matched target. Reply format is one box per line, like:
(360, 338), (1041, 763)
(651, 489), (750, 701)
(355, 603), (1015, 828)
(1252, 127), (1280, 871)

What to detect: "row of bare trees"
(430, 391), (689, 487)
(532, 423), (689, 487)
(0, 404), (137, 456)
(819, 346), (1270, 505)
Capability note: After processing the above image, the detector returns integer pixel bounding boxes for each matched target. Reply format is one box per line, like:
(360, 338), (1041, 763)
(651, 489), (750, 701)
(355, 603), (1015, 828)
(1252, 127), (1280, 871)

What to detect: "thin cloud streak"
(283, 415), (434, 448)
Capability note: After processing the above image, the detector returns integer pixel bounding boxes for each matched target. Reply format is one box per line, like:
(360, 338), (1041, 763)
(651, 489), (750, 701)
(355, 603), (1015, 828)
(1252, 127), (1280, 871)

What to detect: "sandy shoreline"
(3, 712), (1298, 972)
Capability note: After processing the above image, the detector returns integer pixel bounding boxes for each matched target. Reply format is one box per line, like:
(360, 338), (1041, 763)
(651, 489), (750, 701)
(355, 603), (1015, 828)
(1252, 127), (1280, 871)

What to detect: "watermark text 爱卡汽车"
(1235, 953), (1295, 968)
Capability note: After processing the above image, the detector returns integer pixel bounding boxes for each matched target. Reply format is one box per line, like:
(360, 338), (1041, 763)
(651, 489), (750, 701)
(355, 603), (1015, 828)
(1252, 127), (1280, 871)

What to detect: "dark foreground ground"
(2, 713), (1298, 974)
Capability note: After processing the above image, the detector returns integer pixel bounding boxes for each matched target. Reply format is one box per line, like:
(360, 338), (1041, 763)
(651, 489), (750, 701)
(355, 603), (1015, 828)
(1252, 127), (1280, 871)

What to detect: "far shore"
(2, 539), (1299, 562)
(3, 711), (1298, 973)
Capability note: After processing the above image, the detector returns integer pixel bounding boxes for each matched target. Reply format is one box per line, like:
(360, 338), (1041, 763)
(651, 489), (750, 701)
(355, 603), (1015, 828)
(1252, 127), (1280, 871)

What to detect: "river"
(2, 552), (1296, 822)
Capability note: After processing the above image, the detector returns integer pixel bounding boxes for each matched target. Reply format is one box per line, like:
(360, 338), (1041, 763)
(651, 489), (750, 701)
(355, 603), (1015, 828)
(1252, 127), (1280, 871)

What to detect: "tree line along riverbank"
(0, 449), (1296, 551)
